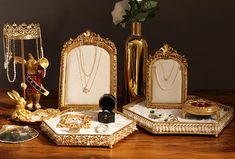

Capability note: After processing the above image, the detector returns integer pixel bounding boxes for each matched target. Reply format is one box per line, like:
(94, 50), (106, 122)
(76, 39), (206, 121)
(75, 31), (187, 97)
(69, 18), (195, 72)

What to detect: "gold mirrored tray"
(0, 125), (39, 143)
(41, 110), (136, 148)
(123, 96), (233, 137)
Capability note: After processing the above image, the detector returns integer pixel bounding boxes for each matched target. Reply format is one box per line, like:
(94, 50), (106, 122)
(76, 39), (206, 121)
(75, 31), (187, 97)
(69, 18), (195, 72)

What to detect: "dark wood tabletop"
(0, 90), (234, 159)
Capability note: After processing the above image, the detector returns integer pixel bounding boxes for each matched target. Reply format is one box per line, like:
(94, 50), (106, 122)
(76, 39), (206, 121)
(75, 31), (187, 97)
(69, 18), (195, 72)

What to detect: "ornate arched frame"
(146, 44), (188, 108)
(59, 30), (117, 110)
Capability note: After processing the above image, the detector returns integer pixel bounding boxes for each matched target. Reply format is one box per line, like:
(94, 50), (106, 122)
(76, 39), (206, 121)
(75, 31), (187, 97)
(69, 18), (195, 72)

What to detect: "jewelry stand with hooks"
(3, 23), (49, 110)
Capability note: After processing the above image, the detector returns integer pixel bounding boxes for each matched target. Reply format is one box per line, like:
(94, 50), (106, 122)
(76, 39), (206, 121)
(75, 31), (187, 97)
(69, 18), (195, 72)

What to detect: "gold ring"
(95, 124), (109, 133)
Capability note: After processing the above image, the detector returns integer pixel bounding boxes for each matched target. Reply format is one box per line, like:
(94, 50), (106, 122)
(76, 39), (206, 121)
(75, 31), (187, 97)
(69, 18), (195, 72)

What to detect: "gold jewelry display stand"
(41, 110), (136, 148)
(41, 31), (136, 148)
(3, 23), (48, 99)
(123, 96), (233, 137)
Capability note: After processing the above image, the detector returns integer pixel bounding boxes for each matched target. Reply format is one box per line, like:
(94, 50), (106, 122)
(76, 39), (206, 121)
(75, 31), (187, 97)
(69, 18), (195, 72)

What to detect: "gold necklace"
(159, 60), (175, 81)
(76, 46), (102, 93)
(79, 46), (97, 77)
(154, 61), (180, 91)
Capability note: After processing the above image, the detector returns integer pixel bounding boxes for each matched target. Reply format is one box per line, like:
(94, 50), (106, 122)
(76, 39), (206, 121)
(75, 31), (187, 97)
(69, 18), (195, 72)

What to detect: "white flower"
(111, 0), (131, 27)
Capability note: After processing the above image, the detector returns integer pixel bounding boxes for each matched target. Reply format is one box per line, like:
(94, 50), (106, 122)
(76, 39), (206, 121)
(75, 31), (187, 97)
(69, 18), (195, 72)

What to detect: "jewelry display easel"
(146, 44), (188, 108)
(3, 23), (47, 99)
(59, 30), (117, 110)
(123, 44), (233, 136)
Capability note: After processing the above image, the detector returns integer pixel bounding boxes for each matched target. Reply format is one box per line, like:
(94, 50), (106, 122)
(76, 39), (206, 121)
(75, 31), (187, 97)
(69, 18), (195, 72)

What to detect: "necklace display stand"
(42, 31), (137, 148)
(59, 30), (117, 110)
(123, 44), (233, 136)
(2, 23), (48, 99)
(146, 44), (188, 108)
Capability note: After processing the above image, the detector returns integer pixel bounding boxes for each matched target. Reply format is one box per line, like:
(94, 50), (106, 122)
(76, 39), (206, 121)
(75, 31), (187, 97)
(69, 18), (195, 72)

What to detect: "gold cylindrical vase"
(124, 22), (148, 103)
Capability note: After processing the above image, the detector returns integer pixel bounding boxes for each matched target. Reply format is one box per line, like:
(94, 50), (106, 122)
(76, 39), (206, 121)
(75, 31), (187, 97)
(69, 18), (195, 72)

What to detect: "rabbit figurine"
(7, 90), (34, 122)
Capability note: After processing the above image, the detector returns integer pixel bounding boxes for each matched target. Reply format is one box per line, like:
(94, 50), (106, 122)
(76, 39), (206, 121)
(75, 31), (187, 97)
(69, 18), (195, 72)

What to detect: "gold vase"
(124, 22), (148, 103)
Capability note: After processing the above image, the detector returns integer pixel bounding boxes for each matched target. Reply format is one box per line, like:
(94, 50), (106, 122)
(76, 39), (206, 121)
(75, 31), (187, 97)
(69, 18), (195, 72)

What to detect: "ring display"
(98, 94), (116, 123)
(41, 110), (137, 148)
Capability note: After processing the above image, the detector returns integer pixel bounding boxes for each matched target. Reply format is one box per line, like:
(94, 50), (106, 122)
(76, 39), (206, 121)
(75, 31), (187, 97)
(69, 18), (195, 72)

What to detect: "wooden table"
(0, 90), (234, 159)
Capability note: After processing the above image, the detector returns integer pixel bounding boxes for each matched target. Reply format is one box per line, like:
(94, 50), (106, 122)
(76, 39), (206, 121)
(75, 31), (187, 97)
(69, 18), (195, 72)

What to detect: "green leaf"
(143, 1), (158, 11)
(133, 12), (149, 22)
(121, 0), (159, 24)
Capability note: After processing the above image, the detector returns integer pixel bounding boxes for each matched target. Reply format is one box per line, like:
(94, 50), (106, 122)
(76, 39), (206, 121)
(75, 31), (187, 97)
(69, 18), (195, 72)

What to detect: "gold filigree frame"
(3, 23), (41, 40)
(59, 30), (117, 110)
(146, 44), (188, 108)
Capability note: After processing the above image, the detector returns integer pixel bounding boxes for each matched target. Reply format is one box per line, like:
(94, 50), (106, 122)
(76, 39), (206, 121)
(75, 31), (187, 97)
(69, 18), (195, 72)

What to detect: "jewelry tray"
(123, 96), (233, 137)
(41, 110), (136, 148)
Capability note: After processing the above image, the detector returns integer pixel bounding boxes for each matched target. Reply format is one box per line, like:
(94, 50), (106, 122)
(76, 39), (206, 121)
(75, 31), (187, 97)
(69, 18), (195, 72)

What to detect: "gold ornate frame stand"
(59, 30), (117, 110)
(146, 44), (188, 108)
(123, 96), (233, 137)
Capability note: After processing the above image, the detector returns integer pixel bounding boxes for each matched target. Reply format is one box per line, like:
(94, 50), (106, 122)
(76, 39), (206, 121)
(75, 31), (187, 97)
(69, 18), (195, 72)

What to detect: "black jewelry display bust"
(98, 94), (116, 123)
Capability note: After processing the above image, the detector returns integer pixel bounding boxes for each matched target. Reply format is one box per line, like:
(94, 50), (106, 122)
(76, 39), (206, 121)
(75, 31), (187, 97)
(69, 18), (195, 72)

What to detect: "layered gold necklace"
(154, 60), (180, 91)
(76, 46), (102, 93)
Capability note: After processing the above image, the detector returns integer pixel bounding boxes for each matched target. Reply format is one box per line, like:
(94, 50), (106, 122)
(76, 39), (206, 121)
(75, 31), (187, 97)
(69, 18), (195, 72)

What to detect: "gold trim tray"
(41, 110), (136, 148)
(123, 96), (233, 137)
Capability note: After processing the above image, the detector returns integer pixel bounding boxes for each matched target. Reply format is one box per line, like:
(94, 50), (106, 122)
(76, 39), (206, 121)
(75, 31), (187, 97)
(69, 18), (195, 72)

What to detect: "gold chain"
(76, 45), (102, 93)
(154, 61), (180, 91)
(159, 60), (175, 81)
(79, 46), (97, 77)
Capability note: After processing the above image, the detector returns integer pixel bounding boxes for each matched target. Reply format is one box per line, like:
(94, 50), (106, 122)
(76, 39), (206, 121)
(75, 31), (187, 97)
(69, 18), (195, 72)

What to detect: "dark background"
(0, 0), (235, 93)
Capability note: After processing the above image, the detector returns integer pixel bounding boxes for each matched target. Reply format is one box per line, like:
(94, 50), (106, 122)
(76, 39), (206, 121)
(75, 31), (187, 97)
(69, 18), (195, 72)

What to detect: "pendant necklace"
(76, 45), (102, 93)
(154, 61), (180, 91)
(159, 60), (175, 81)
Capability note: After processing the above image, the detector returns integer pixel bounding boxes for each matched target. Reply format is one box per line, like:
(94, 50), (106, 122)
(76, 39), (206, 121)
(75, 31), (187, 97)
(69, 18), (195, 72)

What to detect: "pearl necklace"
(76, 46), (101, 93)
(154, 61), (180, 91)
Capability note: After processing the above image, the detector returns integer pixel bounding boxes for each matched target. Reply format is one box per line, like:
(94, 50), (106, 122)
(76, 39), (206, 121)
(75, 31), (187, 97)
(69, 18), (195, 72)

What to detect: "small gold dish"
(182, 99), (220, 119)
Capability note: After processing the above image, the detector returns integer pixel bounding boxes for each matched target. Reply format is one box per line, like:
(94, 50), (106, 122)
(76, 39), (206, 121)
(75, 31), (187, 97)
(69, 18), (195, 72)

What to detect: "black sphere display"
(98, 94), (116, 123)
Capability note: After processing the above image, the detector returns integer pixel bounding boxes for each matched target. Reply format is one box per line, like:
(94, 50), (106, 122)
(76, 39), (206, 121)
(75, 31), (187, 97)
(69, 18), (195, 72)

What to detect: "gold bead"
(21, 83), (27, 90)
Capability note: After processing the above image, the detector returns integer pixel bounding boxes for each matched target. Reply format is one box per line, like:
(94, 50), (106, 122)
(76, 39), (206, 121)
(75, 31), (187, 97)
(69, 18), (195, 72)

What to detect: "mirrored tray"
(41, 110), (136, 148)
(0, 125), (39, 143)
(123, 96), (233, 137)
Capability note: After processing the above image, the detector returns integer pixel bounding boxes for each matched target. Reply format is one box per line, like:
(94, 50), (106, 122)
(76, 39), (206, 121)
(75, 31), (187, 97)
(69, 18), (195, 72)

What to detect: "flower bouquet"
(112, 0), (158, 27)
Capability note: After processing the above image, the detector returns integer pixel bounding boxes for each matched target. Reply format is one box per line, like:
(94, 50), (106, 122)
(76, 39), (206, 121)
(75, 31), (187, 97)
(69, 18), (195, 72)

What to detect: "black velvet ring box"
(98, 94), (116, 123)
